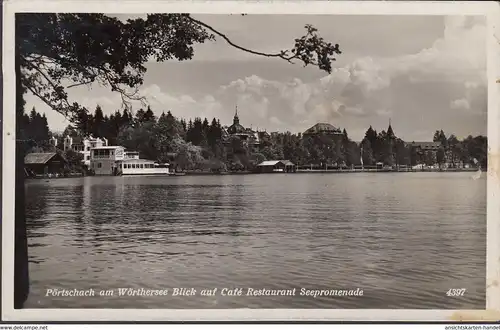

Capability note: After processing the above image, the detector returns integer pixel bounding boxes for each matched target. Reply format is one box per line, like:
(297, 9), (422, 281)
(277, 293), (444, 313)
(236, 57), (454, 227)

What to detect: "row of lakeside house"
(25, 135), (152, 177)
(25, 109), (459, 177)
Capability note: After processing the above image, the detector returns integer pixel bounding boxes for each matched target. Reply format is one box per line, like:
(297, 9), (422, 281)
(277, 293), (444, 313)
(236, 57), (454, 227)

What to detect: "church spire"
(387, 117), (394, 138)
(233, 105), (240, 125)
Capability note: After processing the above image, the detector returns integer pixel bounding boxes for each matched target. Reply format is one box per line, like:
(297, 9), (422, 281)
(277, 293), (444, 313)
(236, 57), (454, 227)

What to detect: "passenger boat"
(119, 159), (170, 176)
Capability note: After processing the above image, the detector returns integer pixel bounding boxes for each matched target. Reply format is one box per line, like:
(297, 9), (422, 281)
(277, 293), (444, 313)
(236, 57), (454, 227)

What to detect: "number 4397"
(446, 288), (466, 296)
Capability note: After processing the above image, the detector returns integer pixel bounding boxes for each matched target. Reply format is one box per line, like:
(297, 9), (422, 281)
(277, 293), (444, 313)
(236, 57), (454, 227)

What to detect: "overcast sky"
(25, 14), (487, 142)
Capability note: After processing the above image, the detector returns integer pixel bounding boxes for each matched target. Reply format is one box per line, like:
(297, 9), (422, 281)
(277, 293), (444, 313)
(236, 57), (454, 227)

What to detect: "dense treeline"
(19, 107), (87, 172)
(18, 107), (51, 149)
(25, 105), (488, 171)
(359, 127), (487, 169)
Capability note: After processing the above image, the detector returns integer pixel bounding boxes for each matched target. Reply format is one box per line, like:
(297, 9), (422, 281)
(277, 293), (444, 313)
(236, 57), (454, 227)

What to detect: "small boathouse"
(24, 152), (67, 177)
(256, 160), (296, 173)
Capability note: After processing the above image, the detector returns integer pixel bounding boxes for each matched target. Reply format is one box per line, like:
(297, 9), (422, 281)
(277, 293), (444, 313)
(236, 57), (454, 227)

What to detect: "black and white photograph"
(2, 0), (500, 322)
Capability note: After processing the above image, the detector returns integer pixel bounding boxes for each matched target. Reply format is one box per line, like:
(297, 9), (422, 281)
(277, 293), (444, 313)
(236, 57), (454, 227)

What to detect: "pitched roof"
(257, 160), (295, 167)
(281, 160), (295, 166)
(24, 152), (63, 164)
(304, 123), (342, 135)
(257, 160), (282, 166)
(408, 141), (441, 148)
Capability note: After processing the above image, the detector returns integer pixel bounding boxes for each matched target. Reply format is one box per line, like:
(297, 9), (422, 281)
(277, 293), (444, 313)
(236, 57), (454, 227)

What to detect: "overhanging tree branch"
(186, 16), (297, 62)
(186, 15), (341, 72)
(16, 13), (342, 124)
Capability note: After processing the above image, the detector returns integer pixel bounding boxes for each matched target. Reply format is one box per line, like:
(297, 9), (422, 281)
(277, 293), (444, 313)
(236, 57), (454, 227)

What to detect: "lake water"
(23, 172), (486, 309)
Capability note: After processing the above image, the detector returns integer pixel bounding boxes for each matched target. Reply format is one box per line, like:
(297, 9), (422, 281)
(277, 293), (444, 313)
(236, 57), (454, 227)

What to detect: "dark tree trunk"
(15, 144), (30, 309)
(15, 47), (30, 308)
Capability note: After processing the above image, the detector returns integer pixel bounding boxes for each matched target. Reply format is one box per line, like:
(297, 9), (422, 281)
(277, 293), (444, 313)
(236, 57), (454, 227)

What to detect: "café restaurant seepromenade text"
(45, 287), (364, 298)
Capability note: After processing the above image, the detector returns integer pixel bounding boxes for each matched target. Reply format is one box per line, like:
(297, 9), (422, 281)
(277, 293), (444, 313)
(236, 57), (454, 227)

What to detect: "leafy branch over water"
(16, 13), (341, 121)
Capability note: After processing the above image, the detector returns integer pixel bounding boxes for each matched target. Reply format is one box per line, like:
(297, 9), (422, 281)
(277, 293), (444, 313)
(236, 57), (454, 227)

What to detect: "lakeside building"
(124, 151), (140, 160)
(89, 146), (167, 176)
(303, 123), (343, 137)
(63, 135), (109, 167)
(407, 141), (442, 153)
(223, 107), (270, 149)
(407, 141), (475, 168)
(407, 141), (442, 163)
(303, 123), (344, 161)
(24, 152), (67, 177)
(120, 159), (170, 176)
(89, 146), (125, 175)
(256, 160), (297, 173)
(406, 141), (471, 168)
(49, 136), (58, 148)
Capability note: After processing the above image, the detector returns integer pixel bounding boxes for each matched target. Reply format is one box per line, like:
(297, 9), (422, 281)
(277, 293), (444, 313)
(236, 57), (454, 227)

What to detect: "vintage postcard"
(2, 0), (500, 323)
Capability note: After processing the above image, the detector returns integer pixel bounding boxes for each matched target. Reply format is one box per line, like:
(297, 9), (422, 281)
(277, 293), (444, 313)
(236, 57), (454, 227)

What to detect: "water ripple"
(24, 173), (486, 309)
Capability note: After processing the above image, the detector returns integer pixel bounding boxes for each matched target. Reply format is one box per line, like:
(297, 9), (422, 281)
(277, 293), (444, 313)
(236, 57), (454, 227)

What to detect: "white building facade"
(90, 146), (125, 175)
(63, 135), (109, 167)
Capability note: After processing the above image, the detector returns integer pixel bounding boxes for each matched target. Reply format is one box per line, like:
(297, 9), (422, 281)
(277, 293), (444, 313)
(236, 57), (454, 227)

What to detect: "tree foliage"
(30, 102), (487, 172)
(16, 13), (341, 125)
(18, 107), (51, 148)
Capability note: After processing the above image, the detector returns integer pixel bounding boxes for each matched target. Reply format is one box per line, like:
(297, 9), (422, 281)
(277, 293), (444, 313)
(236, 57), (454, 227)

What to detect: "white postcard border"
(2, 0), (500, 322)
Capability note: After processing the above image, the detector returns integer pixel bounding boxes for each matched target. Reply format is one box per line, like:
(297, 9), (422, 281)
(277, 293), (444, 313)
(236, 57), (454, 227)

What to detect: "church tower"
(387, 118), (394, 139)
(387, 118), (396, 166)
(233, 105), (240, 126)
